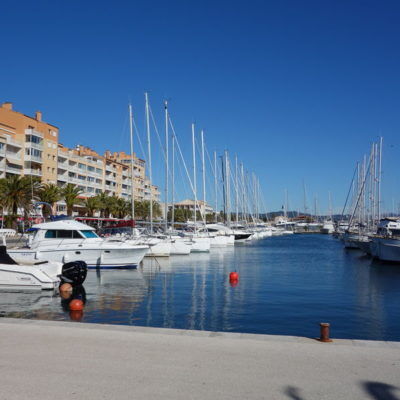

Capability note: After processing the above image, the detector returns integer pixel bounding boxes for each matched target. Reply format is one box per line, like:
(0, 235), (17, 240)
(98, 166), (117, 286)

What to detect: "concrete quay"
(0, 318), (399, 400)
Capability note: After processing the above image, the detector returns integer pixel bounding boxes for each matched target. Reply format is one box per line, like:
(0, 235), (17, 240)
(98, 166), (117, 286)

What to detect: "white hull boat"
(8, 220), (149, 269)
(191, 236), (211, 252)
(170, 237), (192, 255)
(210, 235), (228, 247)
(321, 220), (334, 234)
(0, 245), (61, 290)
(370, 237), (400, 262)
(144, 237), (171, 257)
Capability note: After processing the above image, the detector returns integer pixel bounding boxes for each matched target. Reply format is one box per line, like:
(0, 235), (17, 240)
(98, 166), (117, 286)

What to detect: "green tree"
(94, 192), (108, 218)
(133, 200), (162, 220)
(0, 176), (40, 228)
(83, 196), (100, 217)
(115, 198), (130, 219)
(37, 183), (61, 217)
(62, 184), (82, 216)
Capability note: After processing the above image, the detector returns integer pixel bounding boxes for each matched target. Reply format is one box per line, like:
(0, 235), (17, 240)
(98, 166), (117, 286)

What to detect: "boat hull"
(170, 239), (191, 255)
(370, 237), (400, 262)
(0, 263), (61, 290)
(9, 245), (148, 269)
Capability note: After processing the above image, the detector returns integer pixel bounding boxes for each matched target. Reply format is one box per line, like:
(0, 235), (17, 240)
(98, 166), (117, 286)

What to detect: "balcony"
(58, 163), (68, 171)
(6, 137), (23, 148)
(58, 174), (68, 182)
(25, 141), (43, 151)
(25, 154), (42, 163)
(0, 147), (6, 157)
(25, 128), (43, 138)
(105, 165), (116, 173)
(24, 168), (42, 177)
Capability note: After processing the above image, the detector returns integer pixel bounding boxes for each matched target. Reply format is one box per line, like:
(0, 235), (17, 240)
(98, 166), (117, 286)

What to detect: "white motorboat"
(370, 218), (400, 262)
(205, 224), (235, 246)
(370, 237), (400, 262)
(321, 220), (335, 234)
(8, 220), (149, 269)
(0, 245), (61, 290)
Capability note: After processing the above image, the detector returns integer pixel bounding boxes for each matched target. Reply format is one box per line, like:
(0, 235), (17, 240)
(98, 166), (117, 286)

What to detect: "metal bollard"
(319, 322), (332, 342)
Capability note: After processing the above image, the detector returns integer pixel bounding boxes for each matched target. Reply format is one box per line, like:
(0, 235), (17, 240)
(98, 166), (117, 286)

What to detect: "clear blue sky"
(1, 0), (399, 213)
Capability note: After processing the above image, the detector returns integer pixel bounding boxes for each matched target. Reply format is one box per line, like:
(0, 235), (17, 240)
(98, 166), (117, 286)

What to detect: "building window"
(26, 134), (41, 144)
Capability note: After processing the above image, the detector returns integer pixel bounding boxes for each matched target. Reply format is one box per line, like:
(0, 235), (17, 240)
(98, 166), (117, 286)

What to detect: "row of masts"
(344, 137), (383, 231)
(128, 94), (266, 233)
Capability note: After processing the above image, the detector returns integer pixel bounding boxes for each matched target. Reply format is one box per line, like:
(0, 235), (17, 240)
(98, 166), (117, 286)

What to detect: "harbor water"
(1, 234), (399, 341)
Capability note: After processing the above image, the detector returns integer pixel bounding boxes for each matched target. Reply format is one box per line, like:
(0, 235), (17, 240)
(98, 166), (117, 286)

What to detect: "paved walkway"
(0, 318), (399, 400)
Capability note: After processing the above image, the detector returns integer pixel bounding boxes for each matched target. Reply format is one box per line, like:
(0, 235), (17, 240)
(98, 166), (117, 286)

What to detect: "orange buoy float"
(69, 299), (84, 311)
(59, 283), (73, 293)
(229, 272), (239, 281)
(69, 310), (84, 321)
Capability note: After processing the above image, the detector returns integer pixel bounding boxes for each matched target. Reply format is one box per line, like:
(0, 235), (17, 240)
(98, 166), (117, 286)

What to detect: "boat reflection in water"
(1, 235), (400, 341)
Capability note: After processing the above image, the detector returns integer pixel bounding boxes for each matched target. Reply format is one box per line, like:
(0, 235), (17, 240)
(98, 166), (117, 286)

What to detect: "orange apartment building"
(0, 102), (160, 215)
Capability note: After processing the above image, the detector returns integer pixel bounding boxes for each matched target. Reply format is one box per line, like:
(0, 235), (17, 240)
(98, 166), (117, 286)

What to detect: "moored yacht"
(8, 220), (149, 269)
(370, 218), (400, 262)
(321, 219), (335, 234)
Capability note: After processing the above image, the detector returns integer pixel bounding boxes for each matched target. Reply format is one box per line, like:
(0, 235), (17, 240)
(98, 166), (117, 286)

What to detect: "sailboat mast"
(192, 123), (197, 233)
(303, 180), (308, 216)
(235, 155), (239, 225)
(241, 163), (246, 224)
(164, 100), (169, 232)
(201, 130), (206, 227)
(171, 126), (175, 226)
(284, 189), (287, 219)
(145, 92), (153, 234)
(128, 103), (135, 229)
(377, 136), (383, 222)
(214, 150), (217, 223)
(225, 151), (231, 227)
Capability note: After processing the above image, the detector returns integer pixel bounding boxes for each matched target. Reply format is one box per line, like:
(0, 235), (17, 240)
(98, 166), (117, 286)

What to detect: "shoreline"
(1, 317), (400, 347)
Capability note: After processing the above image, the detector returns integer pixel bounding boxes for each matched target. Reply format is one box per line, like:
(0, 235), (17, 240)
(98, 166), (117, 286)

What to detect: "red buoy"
(230, 280), (239, 288)
(69, 310), (84, 321)
(229, 272), (239, 281)
(69, 299), (84, 311)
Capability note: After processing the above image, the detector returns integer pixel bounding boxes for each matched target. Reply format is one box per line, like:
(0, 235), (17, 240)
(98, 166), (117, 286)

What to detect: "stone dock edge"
(1, 317), (399, 348)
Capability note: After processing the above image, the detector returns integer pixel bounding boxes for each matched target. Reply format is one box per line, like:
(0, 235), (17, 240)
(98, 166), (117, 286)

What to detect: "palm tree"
(0, 176), (41, 228)
(104, 195), (119, 218)
(37, 183), (61, 217)
(95, 192), (109, 218)
(135, 200), (162, 220)
(62, 184), (82, 216)
(114, 198), (130, 219)
(83, 196), (100, 217)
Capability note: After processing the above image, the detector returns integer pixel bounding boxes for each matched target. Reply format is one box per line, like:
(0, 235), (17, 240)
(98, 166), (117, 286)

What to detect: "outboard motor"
(60, 261), (87, 286)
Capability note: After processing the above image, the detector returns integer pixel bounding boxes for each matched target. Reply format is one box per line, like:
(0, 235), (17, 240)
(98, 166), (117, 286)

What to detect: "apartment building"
(173, 199), (214, 215)
(0, 102), (58, 183)
(0, 102), (160, 215)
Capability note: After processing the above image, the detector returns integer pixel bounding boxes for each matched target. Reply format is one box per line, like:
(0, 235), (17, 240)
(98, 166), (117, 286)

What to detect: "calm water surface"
(1, 234), (400, 341)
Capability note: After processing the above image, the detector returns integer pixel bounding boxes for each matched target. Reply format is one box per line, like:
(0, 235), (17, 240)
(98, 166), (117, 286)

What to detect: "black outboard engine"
(60, 261), (87, 286)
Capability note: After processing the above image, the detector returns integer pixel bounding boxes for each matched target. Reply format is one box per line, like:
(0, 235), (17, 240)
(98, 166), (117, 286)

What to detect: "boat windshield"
(80, 230), (99, 238)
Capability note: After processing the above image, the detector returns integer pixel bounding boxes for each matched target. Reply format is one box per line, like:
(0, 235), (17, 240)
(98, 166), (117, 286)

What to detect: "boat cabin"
(29, 220), (101, 247)
(377, 218), (400, 237)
